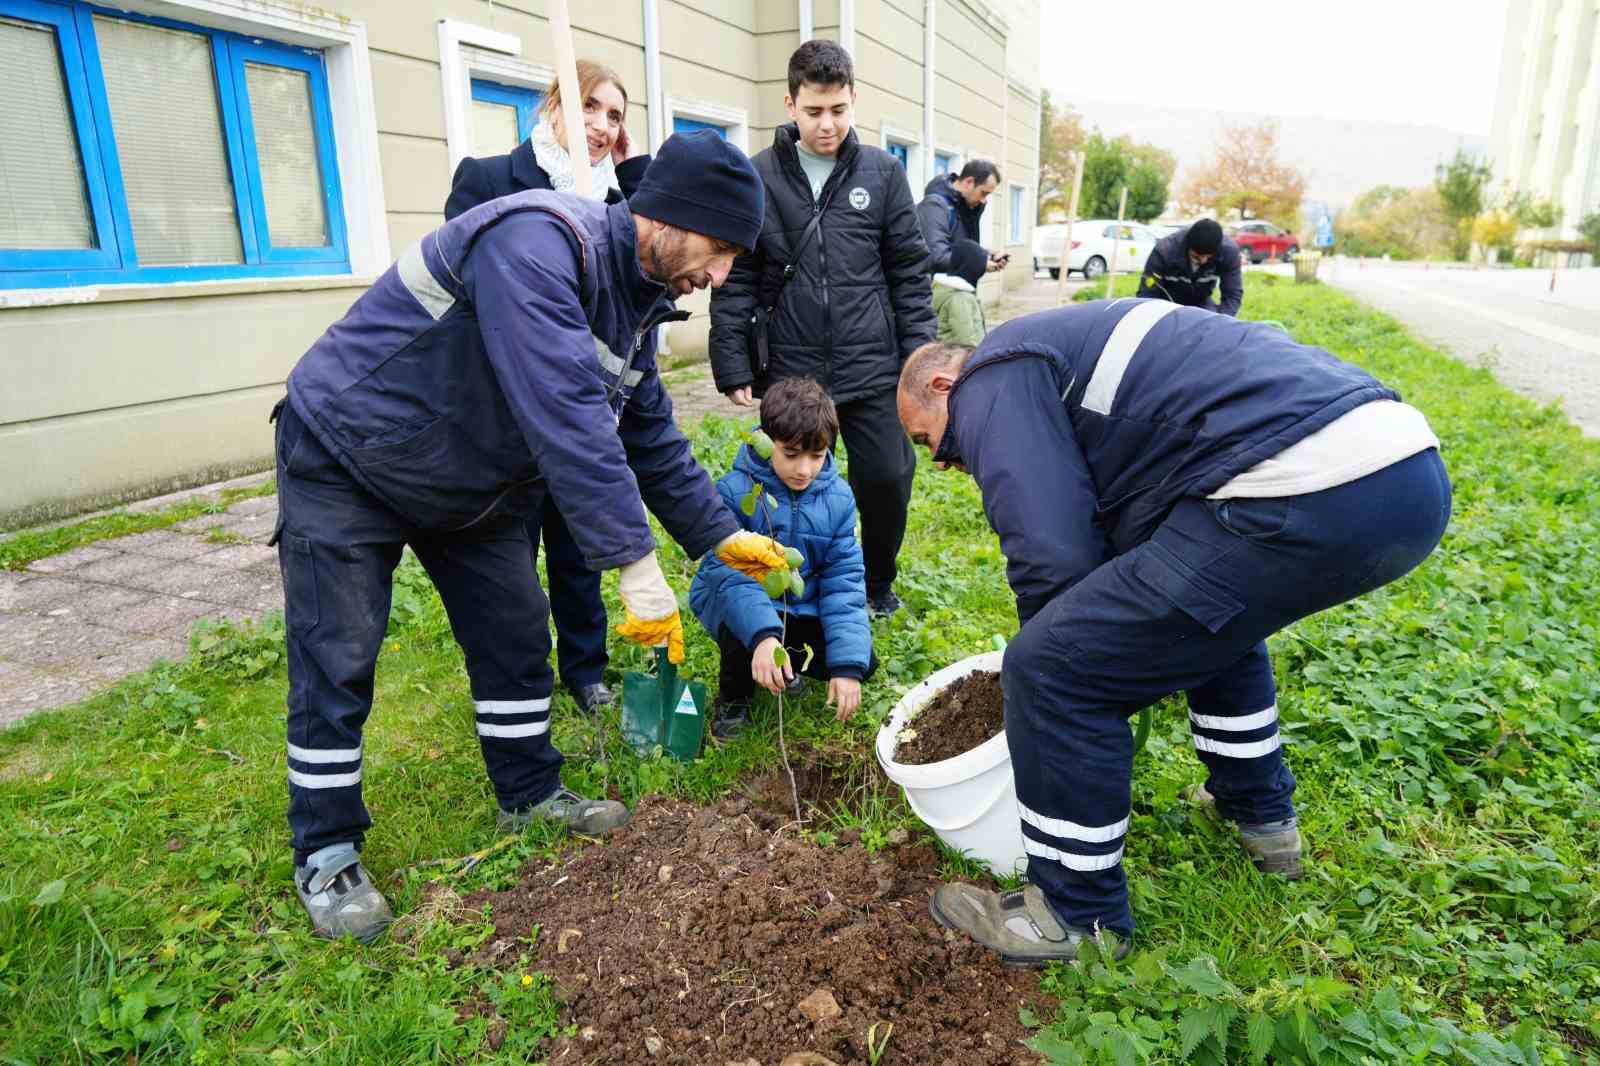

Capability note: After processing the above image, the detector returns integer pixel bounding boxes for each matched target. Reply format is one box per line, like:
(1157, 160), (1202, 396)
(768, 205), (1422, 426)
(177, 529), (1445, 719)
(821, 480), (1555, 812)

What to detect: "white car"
(1032, 220), (1161, 279)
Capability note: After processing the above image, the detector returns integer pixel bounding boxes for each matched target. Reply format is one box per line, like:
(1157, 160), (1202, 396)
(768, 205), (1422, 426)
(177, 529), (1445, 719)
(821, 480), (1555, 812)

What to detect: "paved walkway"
(0, 278), (1079, 726)
(1327, 262), (1600, 437)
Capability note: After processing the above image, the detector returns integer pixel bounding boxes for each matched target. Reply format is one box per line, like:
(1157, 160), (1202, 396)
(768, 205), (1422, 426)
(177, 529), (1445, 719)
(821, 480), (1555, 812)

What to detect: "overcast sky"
(1039, 0), (1509, 136)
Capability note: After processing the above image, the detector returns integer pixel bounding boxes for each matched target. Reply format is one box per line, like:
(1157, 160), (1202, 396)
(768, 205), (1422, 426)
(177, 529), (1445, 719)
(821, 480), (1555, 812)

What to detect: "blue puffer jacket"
(285, 190), (735, 568)
(689, 445), (871, 678)
(938, 299), (1399, 625)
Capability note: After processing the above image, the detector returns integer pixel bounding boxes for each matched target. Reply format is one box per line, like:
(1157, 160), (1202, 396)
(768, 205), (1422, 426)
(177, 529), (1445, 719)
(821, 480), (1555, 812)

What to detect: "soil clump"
(463, 795), (1044, 1065)
(894, 670), (1006, 765)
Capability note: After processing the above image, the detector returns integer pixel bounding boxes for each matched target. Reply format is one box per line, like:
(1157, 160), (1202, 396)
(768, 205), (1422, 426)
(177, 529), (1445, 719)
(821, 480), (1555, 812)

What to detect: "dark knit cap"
(630, 130), (764, 251)
(1186, 218), (1223, 255)
(949, 238), (989, 288)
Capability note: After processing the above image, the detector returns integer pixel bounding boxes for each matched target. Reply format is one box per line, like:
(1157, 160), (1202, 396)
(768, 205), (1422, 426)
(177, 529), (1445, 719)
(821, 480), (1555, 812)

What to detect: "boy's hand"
(716, 531), (787, 582)
(827, 677), (861, 721)
(752, 636), (793, 694)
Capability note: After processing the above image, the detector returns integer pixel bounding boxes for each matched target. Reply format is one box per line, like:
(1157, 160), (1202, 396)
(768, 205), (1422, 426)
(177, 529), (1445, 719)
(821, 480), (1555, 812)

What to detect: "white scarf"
(530, 118), (620, 200)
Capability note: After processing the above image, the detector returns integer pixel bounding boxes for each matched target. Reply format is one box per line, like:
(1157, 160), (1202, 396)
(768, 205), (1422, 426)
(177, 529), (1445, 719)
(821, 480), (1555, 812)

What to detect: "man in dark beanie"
(268, 130), (787, 943)
(1138, 217), (1245, 316)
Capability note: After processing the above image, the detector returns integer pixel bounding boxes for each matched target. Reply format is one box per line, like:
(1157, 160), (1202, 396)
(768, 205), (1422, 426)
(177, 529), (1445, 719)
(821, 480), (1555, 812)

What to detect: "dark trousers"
(835, 389), (916, 597)
(716, 613), (880, 702)
(273, 405), (563, 862)
(1003, 450), (1451, 935)
(527, 497), (608, 690)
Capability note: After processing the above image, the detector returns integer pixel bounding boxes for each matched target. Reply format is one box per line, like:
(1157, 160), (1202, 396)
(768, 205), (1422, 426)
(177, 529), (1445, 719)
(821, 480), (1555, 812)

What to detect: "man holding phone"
(917, 159), (1004, 346)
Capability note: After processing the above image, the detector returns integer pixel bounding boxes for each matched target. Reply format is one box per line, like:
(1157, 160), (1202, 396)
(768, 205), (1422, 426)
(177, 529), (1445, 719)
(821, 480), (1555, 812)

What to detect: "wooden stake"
(1054, 151), (1085, 306)
(1104, 185), (1128, 299)
(549, 0), (591, 199)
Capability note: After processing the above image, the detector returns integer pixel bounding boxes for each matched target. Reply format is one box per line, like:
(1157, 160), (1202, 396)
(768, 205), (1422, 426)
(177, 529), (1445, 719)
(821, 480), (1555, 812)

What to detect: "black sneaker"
(573, 681), (616, 716)
(711, 698), (753, 741)
(867, 589), (902, 618)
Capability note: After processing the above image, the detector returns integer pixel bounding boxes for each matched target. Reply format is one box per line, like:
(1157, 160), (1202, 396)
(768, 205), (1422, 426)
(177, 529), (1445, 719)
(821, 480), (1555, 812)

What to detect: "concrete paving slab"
(172, 570), (281, 611)
(38, 585), (151, 621)
(72, 552), (170, 585)
(3, 614), (120, 668)
(100, 595), (216, 636)
(25, 545), (118, 574)
(197, 543), (279, 570)
(80, 636), (189, 681)
(227, 496), (279, 517)
(171, 514), (229, 534)
(2, 574), (87, 612)
(112, 529), (226, 561)
(131, 560), (250, 600)
(0, 665), (98, 727)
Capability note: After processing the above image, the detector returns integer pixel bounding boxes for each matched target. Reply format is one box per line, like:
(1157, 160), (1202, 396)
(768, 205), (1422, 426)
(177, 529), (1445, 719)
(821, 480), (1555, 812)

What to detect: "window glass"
(245, 61), (327, 248)
(471, 99), (520, 157)
(0, 15), (93, 249)
(93, 14), (242, 265)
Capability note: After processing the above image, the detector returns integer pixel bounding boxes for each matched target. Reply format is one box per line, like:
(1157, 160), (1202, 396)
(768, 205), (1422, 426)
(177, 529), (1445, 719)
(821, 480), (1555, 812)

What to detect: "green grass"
(0, 479), (276, 571)
(2, 278), (1598, 1063)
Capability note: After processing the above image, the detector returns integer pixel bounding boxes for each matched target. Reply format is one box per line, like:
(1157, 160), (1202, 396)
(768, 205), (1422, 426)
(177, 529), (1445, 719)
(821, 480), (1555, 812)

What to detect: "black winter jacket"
(1137, 228), (1244, 316)
(915, 174), (988, 274)
(708, 125), (936, 403)
(443, 139), (651, 220)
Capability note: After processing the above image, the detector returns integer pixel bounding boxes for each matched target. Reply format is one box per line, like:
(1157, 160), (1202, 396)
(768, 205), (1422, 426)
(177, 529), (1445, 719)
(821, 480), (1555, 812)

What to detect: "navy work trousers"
(1003, 449), (1452, 935)
(528, 497), (608, 691)
(273, 404), (563, 862)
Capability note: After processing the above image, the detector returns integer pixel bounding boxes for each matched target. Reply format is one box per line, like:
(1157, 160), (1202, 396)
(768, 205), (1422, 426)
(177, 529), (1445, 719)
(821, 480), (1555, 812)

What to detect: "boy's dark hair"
(760, 377), (839, 454)
(787, 39), (854, 98)
(959, 159), (1001, 185)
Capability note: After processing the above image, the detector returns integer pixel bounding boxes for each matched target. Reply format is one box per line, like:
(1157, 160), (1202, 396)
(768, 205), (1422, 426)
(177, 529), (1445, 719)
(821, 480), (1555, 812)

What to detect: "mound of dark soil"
(894, 671), (1006, 766)
(464, 795), (1044, 1065)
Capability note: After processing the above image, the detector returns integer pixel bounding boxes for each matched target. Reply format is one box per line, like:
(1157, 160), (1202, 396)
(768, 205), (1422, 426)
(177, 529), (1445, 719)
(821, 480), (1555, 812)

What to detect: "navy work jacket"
(937, 299), (1399, 624)
(285, 190), (735, 569)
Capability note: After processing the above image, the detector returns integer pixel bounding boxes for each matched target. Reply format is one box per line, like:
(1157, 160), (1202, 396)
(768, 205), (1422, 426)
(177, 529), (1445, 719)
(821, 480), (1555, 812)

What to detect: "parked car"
(1228, 221), (1300, 264)
(1032, 220), (1161, 279)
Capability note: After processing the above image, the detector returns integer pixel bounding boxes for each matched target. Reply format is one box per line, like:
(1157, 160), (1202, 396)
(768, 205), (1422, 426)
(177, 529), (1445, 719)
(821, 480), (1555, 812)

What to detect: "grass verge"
(2, 278), (1597, 1063)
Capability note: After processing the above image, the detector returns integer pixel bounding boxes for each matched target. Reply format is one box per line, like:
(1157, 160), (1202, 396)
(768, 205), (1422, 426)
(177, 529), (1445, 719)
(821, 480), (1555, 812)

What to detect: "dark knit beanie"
(1186, 218), (1223, 255)
(630, 130), (764, 251)
(949, 238), (988, 288)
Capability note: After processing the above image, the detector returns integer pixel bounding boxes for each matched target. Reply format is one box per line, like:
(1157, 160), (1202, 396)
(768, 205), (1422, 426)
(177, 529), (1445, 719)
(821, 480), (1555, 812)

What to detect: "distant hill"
(1054, 94), (1488, 213)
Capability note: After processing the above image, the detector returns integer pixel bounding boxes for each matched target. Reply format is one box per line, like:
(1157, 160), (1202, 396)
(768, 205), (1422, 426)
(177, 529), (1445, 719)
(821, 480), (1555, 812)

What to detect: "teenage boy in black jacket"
(708, 39), (936, 616)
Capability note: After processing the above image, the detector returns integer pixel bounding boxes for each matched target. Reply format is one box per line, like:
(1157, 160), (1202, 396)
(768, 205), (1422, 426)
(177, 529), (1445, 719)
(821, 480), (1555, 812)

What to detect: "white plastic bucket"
(875, 650), (1027, 876)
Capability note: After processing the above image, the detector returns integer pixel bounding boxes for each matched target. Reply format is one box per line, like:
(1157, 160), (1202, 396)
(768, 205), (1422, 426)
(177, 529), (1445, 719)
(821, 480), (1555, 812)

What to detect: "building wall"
(1488, 0), (1600, 249)
(1, 0), (1040, 528)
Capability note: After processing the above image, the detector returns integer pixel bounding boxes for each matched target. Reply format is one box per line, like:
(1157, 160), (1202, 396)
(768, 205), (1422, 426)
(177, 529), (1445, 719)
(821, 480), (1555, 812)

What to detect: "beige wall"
(1, 0), (1040, 529)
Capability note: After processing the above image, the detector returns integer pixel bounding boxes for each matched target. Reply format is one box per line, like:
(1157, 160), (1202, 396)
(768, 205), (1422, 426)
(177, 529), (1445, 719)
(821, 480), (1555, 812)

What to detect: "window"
(1, 0), (348, 289)
(672, 116), (726, 137)
(934, 151), (954, 175)
(887, 142), (909, 167)
(470, 79), (542, 157)
(1008, 183), (1025, 244)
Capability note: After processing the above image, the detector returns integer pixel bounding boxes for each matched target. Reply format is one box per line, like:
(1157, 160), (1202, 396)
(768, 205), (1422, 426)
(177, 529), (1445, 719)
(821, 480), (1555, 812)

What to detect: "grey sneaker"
(497, 787), (630, 836)
(295, 850), (393, 943)
(928, 882), (1130, 968)
(1188, 783), (1304, 879)
(573, 682), (616, 716)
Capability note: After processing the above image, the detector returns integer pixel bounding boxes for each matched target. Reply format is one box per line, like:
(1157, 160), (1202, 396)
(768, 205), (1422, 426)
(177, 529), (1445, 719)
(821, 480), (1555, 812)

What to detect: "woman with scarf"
(444, 60), (649, 717)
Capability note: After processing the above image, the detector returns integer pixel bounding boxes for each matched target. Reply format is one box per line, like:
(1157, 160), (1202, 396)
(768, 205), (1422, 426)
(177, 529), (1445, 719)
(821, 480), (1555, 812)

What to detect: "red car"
(1229, 221), (1300, 264)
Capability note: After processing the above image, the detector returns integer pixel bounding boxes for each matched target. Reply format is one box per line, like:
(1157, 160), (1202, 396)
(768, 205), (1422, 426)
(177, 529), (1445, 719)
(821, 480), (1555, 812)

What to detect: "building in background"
(1488, 0), (1599, 264)
(0, 0), (1041, 529)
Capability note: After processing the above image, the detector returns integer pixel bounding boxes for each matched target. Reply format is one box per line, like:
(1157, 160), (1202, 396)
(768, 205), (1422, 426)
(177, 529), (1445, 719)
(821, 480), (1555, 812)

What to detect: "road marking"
(1383, 283), (1600, 357)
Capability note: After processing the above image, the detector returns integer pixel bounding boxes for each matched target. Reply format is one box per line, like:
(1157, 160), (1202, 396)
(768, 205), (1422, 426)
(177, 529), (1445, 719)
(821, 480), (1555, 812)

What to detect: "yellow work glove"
(715, 530), (788, 583)
(615, 551), (685, 664)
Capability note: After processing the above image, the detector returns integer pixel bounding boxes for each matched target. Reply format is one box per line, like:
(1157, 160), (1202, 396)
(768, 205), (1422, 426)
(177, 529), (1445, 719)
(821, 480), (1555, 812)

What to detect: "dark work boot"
(711, 698), (753, 742)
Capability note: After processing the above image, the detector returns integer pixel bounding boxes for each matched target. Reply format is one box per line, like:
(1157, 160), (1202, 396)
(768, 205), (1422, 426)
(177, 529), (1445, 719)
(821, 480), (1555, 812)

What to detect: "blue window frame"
(1009, 184), (1024, 244)
(934, 152), (954, 176)
(470, 79), (543, 144)
(1, 0), (348, 289)
(887, 141), (909, 167)
(672, 116), (726, 138)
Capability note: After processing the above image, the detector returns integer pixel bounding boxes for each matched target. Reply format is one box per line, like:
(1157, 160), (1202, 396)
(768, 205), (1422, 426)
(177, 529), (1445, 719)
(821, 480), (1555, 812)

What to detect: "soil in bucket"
(895, 670), (1006, 765)
(460, 795), (1046, 1066)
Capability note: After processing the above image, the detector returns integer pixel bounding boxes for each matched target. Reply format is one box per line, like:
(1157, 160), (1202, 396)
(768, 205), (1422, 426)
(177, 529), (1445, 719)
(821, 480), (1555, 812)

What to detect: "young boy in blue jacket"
(691, 377), (878, 740)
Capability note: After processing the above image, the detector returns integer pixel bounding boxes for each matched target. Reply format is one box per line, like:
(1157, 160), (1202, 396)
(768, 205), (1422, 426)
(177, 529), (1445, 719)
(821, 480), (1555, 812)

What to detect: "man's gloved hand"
(615, 551), (685, 664)
(715, 531), (788, 582)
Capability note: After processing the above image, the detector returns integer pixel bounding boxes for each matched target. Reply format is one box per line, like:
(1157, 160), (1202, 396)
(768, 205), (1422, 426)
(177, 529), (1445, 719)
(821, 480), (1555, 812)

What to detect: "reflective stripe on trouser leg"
(1185, 641), (1296, 825)
(409, 524), (564, 812)
(1001, 615), (1136, 937)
